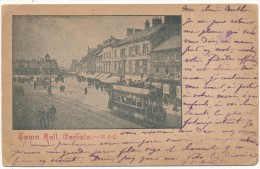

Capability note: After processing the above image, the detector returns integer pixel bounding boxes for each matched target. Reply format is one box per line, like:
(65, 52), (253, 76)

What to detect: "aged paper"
(2, 4), (258, 166)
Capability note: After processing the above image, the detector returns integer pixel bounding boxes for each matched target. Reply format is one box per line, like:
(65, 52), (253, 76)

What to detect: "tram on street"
(110, 84), (166, 128)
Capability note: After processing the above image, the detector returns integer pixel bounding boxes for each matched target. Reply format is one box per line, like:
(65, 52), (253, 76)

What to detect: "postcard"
(2, 4), (258, 166)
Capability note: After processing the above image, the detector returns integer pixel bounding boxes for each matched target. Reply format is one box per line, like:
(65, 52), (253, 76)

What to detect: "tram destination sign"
(113, 85), (150, 95)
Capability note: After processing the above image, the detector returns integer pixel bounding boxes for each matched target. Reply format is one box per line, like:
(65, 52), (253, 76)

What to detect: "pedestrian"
(46, 108), (51, 128)
(38, 106), (46, 129)
(34, 81), (37, 90)
(48, 85), (52, 95)
(60, 83), (65, 92)
(46, 105), (57, 128)
(85, 86), (88, 95)
(172, 98), (179, 112)
(163, 95), (169, 105)
(50, 105), (57, 120)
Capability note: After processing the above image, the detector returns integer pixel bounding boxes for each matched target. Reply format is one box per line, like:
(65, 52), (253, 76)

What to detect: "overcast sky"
(13, 15), (157, 68)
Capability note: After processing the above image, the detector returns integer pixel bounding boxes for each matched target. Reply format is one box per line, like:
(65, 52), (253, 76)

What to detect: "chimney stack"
(127, 28), (134, 36)
(145, 20), (150, 30)
(164, 16), (181, 24)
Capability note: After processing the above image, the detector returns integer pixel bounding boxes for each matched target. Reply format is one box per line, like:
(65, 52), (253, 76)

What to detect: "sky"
(13, 15), (157, 68)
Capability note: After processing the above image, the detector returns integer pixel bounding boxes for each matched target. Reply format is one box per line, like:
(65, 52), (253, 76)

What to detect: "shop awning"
(88, 73), (100, 79)
(78, 72), (86, 77)
(102, 75), (121, 83)
(99, 74), (111, 82)
(95, 73), (105, 79)
(83, 74), (91, 78)
(124, 75), (146, 82)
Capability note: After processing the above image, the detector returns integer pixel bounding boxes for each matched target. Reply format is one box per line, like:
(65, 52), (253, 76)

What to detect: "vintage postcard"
(2, 4), (259, 166)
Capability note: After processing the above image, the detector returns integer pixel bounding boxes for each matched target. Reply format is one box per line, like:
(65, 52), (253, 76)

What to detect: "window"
(143, 60), (148, 74)
(135, 45), (140, 55)
(165, 67), (169, 78)
(175, 53), (181, 61)
(120, 48), (126, 57)
(129, 61), (133, 73)
(106, 52), (108, 59)
(135, 61), (140, 73)
(103, 54), (105, 60)
(129, 46), (134, 56)
(118, 62), (122, 72)
(114, 50), (117, 58)
(109, 52), (111, 59)
(114, 61), (117, 71)
(164, 56), (170, 62)
(137, 99), (142, 108)
(155, 68), (159, 77)
(143, 44), (149, 54)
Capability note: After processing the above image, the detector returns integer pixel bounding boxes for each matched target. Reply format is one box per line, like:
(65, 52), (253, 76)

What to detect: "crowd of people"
(116, 77), (156, 89)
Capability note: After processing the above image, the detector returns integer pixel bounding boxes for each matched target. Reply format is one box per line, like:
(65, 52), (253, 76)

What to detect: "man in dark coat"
(38, 107), (46, 129)
(85, 86), (88, 95)
(46, 105), (57, 128)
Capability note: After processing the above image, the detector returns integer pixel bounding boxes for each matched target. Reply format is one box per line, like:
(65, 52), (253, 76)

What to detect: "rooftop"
(152, 35), (181, 52)
(114, 24), (165, 47)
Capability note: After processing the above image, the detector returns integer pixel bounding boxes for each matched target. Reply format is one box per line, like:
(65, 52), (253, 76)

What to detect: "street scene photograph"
(12, 15), (182, 130)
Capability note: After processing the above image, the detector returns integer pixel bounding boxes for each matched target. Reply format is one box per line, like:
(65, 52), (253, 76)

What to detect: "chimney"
(135, 29), (141, 33)
(127, 28), (134, 36)
(152, 17), (162, 27)
(164, 16), (181, 24)
(145, 20), (150, 30)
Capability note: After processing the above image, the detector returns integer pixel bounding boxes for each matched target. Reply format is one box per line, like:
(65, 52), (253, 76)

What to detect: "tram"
(109, 84), (166, 128)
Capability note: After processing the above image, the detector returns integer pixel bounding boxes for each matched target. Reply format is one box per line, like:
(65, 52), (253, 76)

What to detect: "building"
(101, 36), (120, 74)
(85, 46), (103, 74)
(69, 59), (80, 73)
(150, 35), (181, 103)
(13, 53), (59, 75)
(113, 16), (181, 81)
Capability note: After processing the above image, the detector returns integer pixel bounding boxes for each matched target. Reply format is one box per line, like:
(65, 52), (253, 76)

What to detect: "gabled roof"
(114, 24), (165, 47)
(152, 35), (181, 52)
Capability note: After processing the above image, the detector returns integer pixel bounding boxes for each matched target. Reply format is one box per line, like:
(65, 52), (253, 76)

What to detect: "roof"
(152, 35), (181, 52)
(91, 48), (102, 55)
(88, 48), (96, 54)
(87, 48), (102, 57)
(115, 24), (165, 47)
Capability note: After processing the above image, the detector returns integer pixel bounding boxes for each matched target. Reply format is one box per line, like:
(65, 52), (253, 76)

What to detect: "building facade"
(150, 35), (181, 103)
(112, 16), (181, 81)
(101, 36), (120, 74)
(13, 54), (59, 75)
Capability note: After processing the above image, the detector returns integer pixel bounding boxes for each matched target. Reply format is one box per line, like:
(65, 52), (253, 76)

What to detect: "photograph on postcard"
(3, 4), (258, 166)
(12, 15), (182, 130)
